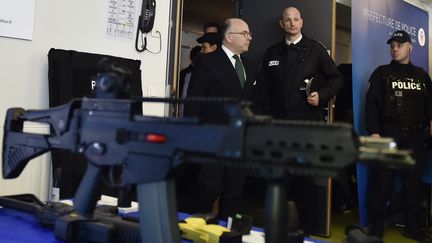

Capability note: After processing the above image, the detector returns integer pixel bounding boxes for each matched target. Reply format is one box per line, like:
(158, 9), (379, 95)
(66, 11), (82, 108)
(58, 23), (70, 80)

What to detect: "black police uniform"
(255, 35), (344, 120)
(253, 35), (344, 233)
(365, 60), (432, 238)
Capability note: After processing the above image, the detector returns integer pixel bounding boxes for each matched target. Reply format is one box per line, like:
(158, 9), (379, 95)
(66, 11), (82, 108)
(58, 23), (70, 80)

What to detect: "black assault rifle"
(2, 63), (413, 243)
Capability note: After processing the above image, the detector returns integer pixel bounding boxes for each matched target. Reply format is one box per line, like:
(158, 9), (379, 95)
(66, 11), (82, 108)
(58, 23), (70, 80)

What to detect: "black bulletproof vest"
(381, 65), (428, 126)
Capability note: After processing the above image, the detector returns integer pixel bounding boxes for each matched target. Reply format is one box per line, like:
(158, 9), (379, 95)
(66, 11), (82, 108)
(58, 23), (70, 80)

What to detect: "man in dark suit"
(184, 18), (253, 218)
(178, 45), (202, 117)
(179, 45), (202, 99)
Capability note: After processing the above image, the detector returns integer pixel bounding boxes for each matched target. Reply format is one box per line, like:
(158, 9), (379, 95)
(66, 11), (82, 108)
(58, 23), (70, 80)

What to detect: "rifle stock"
(3, 108), (50, 178)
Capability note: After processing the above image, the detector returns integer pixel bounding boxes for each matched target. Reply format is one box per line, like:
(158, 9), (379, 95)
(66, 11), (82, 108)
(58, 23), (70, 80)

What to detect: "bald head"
(222, 18), (246, 35)
(280, 7), (303, 41)
(222, 18), (252, 55)
(281, 7), (302, 19)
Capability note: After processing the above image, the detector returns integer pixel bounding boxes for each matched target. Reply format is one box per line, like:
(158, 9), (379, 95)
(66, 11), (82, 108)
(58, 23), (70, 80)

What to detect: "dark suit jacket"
(184, 48), (255, 123)
(179, 64), (193, 97)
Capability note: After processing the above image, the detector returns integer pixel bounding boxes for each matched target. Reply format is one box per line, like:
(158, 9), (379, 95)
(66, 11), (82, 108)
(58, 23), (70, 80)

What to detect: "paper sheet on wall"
(0, 0), (36, 40)
(107, 0), (136, 40)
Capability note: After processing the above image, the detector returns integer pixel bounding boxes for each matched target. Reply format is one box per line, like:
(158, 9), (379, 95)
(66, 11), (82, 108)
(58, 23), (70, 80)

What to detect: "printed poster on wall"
(0, 0), (36, 40)
(107, 0), (136, 40)
(352, 0), (428, 226)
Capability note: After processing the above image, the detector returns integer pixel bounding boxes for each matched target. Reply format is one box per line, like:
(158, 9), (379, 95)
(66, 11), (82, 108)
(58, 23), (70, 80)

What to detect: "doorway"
(179, 0), (236, 73)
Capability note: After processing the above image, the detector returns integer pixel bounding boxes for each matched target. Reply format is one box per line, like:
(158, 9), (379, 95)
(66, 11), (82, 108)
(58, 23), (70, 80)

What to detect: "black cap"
(196, 32), (221, 45)
(387, 30), (412, 44)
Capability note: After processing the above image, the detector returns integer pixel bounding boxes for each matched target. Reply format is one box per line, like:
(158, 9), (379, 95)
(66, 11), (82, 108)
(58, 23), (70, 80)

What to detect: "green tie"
(233, 55), (245, 88)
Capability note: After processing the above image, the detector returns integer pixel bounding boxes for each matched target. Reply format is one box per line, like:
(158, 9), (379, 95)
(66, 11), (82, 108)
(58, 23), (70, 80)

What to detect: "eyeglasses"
(228, 31), (252, 38)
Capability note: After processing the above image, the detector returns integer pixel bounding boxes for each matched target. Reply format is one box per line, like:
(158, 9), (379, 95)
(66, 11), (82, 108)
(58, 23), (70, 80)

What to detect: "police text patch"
(391, 81), (421, 90)
(268, 60), (279, 66)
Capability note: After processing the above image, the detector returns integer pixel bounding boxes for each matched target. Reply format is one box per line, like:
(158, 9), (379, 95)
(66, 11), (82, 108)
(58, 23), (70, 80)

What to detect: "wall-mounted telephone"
(139, 0), (156, 33)
(136, 0), (156, 52)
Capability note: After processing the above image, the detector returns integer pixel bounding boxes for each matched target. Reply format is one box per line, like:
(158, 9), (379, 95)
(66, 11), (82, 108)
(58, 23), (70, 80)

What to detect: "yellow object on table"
(179, 217), (231, 243)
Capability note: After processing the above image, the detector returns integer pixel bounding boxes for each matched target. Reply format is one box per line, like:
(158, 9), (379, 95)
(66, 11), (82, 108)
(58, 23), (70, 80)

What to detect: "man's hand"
(307, 92), (319, 106)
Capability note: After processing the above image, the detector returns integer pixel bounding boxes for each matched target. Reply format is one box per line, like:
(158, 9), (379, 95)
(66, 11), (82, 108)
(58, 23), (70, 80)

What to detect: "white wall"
(0, 0), (173, 200)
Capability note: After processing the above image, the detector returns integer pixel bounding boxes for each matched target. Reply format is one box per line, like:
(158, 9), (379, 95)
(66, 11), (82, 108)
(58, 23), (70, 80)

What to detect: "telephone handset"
(138, 0), (156, 33)
(135, 0), (156, 52)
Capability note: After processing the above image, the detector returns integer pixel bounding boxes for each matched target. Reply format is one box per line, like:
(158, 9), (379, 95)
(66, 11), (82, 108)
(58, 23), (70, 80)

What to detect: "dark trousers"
(194, 164), (247, 218)
(284, 176), (316, 233)
(367, 128), (426, 237)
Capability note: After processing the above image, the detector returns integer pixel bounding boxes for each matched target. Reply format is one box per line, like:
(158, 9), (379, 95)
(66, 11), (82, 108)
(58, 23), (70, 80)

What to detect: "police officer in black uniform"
(253, 7), (344, 233)
(365, 30), (432, 241)
(255, 7), (344, 120)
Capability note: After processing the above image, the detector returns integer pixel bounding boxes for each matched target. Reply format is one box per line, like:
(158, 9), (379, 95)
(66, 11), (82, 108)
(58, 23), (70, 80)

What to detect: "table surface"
(0, 207), (330, 243)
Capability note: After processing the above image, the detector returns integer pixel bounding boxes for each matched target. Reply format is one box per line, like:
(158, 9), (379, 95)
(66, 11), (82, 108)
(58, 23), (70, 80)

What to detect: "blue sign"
(352, 0), (428, 226)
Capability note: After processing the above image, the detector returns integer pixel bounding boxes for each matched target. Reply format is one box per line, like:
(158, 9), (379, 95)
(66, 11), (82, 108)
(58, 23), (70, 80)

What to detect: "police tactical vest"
(380, 66), (429, 126)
